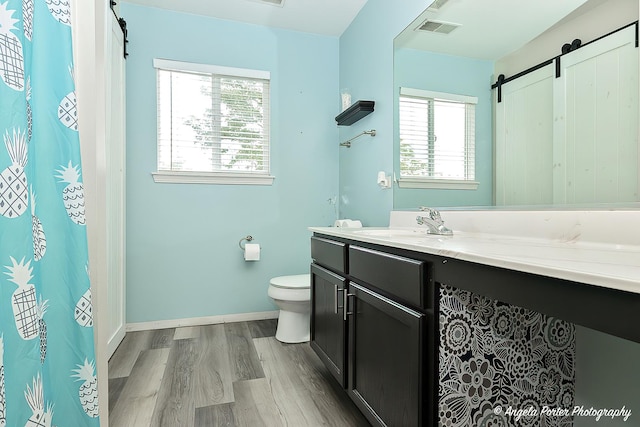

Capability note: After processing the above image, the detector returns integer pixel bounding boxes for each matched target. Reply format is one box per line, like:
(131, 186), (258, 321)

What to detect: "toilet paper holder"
(239, 235), (254, 250)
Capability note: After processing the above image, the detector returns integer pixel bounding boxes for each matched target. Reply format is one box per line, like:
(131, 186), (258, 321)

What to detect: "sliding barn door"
(106, 11), (127, 358)
(495, 64), (554, 205)
(495, 25), (638, 205)
(554, 25), (639, 204)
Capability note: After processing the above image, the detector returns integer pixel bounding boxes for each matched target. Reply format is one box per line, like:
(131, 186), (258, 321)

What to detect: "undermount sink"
(352, 228), (442, 238)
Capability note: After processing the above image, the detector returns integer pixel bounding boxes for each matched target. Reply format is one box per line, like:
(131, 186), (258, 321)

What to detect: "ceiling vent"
(426, 0), (451, 12)
(417, 20), (460, 35)
(247, 0), (285, 7)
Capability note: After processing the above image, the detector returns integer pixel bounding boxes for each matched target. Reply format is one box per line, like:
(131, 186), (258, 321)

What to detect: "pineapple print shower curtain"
(0, 0), (99, 426)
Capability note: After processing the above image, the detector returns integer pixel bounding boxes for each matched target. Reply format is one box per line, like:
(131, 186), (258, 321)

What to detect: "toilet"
(268, 274), (311, 343)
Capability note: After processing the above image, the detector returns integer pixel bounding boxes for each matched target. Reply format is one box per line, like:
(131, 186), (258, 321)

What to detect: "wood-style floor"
(108, 319), (370, 427)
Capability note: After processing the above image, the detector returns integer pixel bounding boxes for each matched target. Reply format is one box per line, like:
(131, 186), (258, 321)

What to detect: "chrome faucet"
(416, 207), (453, 236)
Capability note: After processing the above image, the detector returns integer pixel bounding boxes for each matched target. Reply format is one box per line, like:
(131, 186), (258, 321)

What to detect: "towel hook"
(239, 235), (253, 250)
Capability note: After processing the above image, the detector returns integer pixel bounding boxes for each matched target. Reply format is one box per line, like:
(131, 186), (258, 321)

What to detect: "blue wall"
(338, 0), (432, 226)
(122, 4), (339, 323)
(393, 48), (494, 208)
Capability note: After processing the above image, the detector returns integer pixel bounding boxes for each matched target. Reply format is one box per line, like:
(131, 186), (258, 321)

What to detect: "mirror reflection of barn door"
(495, 24), (639, 206)
(554, 25), (639, 204)
(495, 64), (554, 206)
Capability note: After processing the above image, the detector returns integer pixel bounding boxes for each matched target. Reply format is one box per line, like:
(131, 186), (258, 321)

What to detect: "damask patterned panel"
(438, 284), (575, 427)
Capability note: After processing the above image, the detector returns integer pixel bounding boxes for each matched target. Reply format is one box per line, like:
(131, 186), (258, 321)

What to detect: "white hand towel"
(334, 219), (363, 228)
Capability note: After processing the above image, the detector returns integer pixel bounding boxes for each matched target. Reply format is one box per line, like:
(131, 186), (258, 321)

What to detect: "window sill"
(152, 171), (275, 185)
(398, 177), (479, 190)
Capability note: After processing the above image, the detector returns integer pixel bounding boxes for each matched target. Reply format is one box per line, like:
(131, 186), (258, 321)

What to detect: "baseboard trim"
(107, 325), (126, 359)
(125, 310), (280, 332)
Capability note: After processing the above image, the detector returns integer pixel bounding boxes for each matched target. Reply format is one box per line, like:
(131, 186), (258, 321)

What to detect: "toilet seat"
(268, 274), (311, 343)
(270, 274), (310, 289)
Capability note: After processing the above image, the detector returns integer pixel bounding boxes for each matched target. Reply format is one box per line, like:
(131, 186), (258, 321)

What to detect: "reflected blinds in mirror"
(399, 87), (477, 182)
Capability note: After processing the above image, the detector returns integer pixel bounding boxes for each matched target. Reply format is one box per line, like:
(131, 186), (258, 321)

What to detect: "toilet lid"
(270, 274), (311, 289)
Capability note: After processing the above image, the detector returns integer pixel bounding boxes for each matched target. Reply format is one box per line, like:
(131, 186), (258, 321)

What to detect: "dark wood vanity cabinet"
(311, 231), (640, 427)
(310, 237), (348, 387)
(311, 235), (436, 427)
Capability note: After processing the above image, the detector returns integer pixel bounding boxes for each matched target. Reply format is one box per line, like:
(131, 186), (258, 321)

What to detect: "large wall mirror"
(393, 0), (640, 210)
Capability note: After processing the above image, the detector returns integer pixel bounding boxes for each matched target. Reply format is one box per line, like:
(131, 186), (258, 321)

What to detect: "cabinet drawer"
(349, 245), (424, 307)
(311, 236), (347, 273)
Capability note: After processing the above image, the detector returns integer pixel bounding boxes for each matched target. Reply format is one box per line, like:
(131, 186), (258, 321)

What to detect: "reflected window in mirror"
(398, 88), (479, 190)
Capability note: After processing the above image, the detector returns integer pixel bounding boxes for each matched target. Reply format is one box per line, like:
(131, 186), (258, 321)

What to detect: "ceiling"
(394, 0), (602, 60)
(121, 0), (369, 37)
(119, 0), (614, 59)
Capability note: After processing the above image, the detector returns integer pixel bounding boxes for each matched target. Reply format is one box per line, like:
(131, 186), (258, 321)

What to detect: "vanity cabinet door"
(347, 282), (425, 427)
(310, 264), (347, 387)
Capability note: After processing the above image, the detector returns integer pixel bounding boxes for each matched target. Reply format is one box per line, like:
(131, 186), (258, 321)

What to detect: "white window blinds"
(153, 59), (272, 184)
(399, 87), (476, 184)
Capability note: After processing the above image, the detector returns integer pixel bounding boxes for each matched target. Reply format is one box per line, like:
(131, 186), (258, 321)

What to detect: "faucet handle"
(418, 207), (443, 223)
(417, 207), (453, 235)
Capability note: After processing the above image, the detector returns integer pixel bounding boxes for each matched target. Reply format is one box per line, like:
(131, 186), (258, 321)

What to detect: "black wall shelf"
(335, 100), (375, 126)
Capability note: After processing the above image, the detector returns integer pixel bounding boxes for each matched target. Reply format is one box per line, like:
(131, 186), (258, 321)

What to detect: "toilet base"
(275, 309), (310, 343)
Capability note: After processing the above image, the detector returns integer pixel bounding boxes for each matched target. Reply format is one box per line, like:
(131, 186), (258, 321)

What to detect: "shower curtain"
(0, 0), (99, 425)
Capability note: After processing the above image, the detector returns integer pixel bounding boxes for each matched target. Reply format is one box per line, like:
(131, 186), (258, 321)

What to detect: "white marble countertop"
(309, 226), (640, 295)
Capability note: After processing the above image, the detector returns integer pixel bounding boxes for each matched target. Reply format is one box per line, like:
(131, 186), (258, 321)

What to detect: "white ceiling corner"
(121, 0), (369, 37)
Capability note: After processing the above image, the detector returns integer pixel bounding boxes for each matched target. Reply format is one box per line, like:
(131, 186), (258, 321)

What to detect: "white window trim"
(152, 171), (275, 185)
(397, 177), (479, 190)
(153, 58), (273, 185)
(400, 87), (477, 105)
(153, 58), (270, 80)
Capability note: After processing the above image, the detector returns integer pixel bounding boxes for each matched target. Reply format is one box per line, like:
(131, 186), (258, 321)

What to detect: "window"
(152, 59), (274, 185)
(398, 87), (478, 189)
